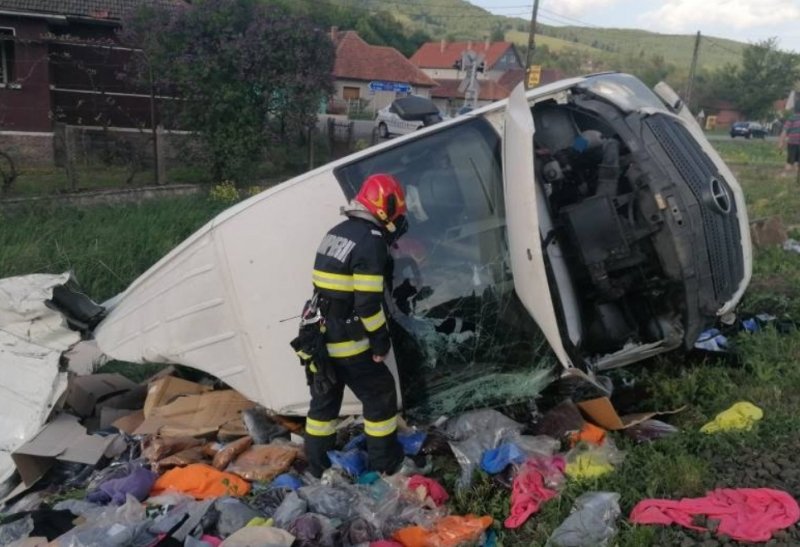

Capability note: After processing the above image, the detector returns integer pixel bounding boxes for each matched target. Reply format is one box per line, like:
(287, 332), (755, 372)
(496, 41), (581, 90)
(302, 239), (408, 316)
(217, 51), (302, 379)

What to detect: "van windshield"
(335, 118), (555, 419)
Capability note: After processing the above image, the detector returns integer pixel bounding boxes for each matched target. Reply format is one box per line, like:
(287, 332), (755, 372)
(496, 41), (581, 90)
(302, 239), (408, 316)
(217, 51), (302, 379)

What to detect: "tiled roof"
(333, 31), (437, 88)
(0, 0), (184, 20)
(410, 40), (515, 70)
(497, 68), (525, 91)
(430, 78), (511, 102)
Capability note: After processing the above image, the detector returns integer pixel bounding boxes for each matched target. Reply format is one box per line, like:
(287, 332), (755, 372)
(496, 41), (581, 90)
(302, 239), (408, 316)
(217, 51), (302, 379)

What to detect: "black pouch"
(290, 297), (337, 394)
(344, 315), (367, 341)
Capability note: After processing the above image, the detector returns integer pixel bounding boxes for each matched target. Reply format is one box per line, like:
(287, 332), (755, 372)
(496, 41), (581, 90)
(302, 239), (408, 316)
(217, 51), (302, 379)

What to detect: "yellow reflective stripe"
(306, 417), (336, 437)
(364, 415), (398, 438)
(326, 338), (370, 358)
(353, 273), (384, 293)
(312, 270), (353, 292)
(296, 350), (312, 360)
(361, 308), (386, 332)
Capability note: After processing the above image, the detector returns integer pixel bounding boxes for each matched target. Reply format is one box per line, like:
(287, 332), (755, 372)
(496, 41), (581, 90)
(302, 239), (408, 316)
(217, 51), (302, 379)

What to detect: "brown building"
(0, 0), (182, 164)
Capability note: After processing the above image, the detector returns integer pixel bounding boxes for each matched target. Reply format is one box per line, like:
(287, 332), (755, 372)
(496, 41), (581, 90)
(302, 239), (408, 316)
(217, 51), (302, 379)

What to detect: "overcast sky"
(470, 0), (800, 52)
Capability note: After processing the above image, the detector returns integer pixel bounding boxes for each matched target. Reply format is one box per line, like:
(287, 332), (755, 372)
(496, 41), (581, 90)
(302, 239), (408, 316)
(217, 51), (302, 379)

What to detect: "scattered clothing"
(220, 526), (295, 546)
(86, 466), (157, 505)
(569, 423), (606, 447)
(480, 443), (527, 474)
(214, 497), (264, 538)
(504, 457), (565, 529)
(271, 473), (303, 491)
(327, 449), (368, 477)
(393, 515), (493, 547)
(630, 488), (800, 543)
(565, 454), (614, 480)
(151, 464), (251, 499)
(694, 329), (729, 353)
(407, 475), (449, 507)
(700, 401), (764, 433)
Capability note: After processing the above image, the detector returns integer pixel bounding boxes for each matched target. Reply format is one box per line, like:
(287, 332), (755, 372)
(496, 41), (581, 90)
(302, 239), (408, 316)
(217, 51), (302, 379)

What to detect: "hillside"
(327, 0), (746, 71)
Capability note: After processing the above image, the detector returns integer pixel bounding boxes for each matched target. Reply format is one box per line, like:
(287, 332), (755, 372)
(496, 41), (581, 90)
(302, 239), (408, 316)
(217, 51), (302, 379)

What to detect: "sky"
(470, 0), (800, 52)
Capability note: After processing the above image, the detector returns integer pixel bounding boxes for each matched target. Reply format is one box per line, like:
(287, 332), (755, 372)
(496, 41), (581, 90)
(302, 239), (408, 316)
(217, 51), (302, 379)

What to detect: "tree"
(121, 0), (334, 181)
(490, 25), (505, 43)
(727, 39), (800, 118)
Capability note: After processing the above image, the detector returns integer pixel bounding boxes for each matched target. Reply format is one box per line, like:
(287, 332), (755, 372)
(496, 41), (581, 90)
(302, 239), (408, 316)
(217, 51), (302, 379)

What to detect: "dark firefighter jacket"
(313, 216), (391, 360)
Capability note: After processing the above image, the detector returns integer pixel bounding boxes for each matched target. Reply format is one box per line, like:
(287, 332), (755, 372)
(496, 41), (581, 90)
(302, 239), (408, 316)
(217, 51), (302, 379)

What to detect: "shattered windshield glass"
(335, 119), (556, 420)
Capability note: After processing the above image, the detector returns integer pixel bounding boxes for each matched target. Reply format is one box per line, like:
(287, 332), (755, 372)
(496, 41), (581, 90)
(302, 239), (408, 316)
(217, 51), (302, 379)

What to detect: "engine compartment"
(532, 100), (685, 358)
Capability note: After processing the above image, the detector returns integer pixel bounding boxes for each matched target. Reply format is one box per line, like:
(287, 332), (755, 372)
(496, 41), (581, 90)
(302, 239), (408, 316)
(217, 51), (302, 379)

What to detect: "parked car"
(92, 73), (751, 416)
(730, 121), (767, 139)
(375, 96), (445, 138)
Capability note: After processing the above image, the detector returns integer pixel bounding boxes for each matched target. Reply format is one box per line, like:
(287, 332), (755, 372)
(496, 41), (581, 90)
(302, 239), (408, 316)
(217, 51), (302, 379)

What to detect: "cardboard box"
(12, 414), (118, 486)
(143, 376), (211, 418)
(135, 389), (256, 438)
(111, 410), (145, 435)
(577, 397), (685, 431)
(66, 373), (137, 417)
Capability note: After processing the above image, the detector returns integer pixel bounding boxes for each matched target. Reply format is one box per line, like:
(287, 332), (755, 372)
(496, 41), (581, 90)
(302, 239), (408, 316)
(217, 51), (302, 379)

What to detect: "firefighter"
(304, 173), (408, 477)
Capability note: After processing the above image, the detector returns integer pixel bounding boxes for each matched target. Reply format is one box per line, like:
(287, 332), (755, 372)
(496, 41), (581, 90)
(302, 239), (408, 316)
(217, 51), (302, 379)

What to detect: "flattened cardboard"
(66, 373), (137, 417)
(111, 410), (145, 434)
(135, 390), (256, 437)
(12, 414), (118, 486)
(143, 376), (211, 418)
(577, 397), (685, 431)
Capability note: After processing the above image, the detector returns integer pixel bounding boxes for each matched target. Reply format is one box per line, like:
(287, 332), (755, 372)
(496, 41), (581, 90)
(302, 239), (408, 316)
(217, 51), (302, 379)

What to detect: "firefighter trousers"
(305, 355), (403, 477)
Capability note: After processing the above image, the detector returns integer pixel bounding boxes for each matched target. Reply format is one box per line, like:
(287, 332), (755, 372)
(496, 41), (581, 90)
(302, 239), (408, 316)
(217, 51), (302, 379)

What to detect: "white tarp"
(0, 273), (79, 488)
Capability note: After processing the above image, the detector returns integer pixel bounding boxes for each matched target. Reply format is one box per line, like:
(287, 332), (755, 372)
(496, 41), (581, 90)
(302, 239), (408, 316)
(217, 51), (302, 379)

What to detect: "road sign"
(527, 65), (542, 88)
(369, 81), (412, 93)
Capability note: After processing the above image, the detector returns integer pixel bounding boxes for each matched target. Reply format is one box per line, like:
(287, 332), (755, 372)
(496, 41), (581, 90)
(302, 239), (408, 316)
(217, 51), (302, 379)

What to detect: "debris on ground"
(630, 488), (800, 543)
(700, 401), (764, 433)
(547, 491), (621, 547)
(2, 274), (798, 546)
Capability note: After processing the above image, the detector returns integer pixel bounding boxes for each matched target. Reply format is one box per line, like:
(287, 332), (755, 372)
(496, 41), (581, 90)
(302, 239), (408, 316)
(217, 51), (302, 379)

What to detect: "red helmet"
(355, 173), (407, 232)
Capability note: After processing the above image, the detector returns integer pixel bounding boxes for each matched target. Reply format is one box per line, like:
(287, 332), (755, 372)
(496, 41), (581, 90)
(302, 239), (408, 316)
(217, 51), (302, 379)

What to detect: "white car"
(375, 96), (446, 138)
(88, 73), (751, 416)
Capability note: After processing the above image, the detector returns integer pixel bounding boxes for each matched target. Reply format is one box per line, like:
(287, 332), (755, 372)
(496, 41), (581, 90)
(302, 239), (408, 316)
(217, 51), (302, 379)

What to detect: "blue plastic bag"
(398, 430), (427, 456)
(694, 328), (729, 352)
(327, 449), (367, 477)
(480, 443), (526, 474)
(271, 473), (303, 491)
(344, 434), (366, 451)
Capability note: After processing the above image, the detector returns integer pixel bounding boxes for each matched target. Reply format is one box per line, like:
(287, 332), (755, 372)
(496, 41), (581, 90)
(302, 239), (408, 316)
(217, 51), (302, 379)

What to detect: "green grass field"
(1, 140), (799, 544)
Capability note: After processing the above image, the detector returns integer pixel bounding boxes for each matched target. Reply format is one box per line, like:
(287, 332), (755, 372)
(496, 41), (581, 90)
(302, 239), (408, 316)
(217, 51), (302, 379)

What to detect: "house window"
(342, 86), (361, 101)
(0, 28), (14, 85)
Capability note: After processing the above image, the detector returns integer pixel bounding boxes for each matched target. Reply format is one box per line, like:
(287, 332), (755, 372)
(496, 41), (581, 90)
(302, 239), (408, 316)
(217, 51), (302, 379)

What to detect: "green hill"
(326, 0), (746, 71)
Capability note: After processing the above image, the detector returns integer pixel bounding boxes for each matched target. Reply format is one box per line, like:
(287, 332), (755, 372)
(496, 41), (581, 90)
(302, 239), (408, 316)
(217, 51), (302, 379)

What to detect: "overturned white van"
(92, 74), (752, 418)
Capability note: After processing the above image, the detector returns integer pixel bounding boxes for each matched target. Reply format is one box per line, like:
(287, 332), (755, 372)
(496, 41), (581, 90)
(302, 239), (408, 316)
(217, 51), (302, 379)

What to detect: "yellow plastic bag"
(700, 402), (763, 434)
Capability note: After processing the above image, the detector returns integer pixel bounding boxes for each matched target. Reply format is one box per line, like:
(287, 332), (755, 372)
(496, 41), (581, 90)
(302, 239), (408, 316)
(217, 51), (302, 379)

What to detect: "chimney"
(330, 26), (338, 42)
(440, 38), (446, 53)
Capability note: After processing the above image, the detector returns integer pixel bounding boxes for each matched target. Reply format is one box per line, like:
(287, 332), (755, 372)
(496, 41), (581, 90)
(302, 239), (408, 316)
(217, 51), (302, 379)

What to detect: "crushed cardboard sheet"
(577, 397), (686, 431)
(12, 414), (118, 486)
(135, 386), (256, 438)
(143, 376), (212, 419)
(66, 373), (137, 418)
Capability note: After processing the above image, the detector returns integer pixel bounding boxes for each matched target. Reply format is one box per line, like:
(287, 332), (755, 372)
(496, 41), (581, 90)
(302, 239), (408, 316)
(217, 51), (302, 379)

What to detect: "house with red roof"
(412, 40), (565, 115)
(410, 39), (523, 82)
(411, 39), (533, 114)
(329, 29), (437, 115)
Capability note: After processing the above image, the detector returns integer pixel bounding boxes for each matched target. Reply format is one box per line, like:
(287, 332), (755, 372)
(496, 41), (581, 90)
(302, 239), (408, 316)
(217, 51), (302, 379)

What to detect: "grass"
(2, 138), (799, 544)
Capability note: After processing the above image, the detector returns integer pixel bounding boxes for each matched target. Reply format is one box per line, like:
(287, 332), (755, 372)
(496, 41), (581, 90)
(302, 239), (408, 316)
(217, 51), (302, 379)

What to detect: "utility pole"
(686, 31), (701, 111)
(525, 0), (541, 90)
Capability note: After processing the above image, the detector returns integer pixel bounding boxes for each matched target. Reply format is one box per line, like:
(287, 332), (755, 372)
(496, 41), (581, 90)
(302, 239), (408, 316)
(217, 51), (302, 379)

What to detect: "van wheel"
(378, 123), (389, 139)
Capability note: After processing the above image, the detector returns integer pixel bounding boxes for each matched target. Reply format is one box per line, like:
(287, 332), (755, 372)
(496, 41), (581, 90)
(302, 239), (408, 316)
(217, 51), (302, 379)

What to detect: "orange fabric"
(393, 515), (493, 547)
(151, 463), (250, 499)
(569, 422), (607, 447)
